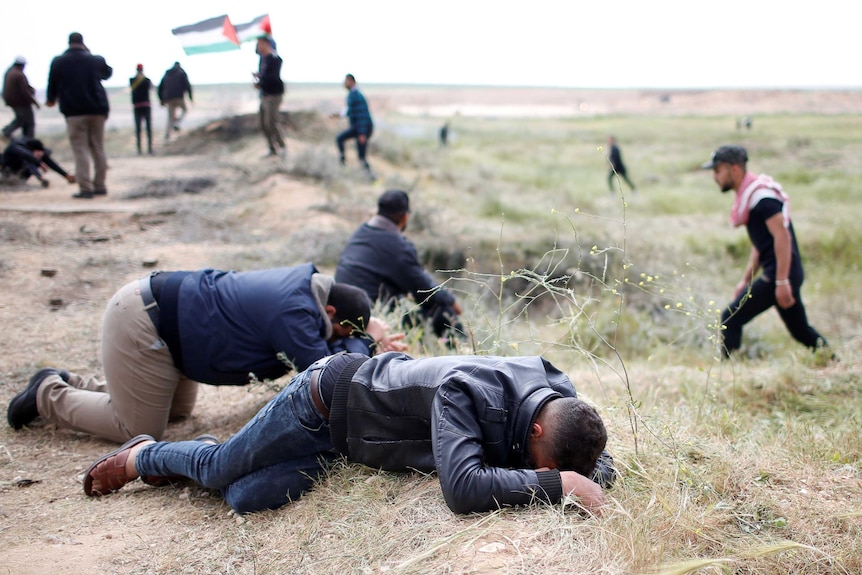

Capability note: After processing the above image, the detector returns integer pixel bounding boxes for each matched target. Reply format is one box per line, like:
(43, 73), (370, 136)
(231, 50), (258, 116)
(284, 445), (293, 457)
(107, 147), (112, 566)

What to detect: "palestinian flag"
(234, 14), (272, 44)
(171, 15), (241, 55)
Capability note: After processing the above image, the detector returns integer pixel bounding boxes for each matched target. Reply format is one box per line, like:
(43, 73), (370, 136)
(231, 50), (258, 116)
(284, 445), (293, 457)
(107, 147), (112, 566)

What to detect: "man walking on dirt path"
(2, 56), (40, 139)
(158, 62), (192, 140)
(45, 32), (112, 199)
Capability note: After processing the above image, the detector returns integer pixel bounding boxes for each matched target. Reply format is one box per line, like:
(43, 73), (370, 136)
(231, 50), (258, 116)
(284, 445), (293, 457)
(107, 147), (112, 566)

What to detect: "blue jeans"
(135, 368), (336, 513)
(336, 126), (372, 168)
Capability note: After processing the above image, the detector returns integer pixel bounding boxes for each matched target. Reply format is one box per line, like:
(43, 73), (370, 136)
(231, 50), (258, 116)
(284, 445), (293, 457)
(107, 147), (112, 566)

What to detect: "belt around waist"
(139, 276), (160, 332)
(309, 368), (329, 419)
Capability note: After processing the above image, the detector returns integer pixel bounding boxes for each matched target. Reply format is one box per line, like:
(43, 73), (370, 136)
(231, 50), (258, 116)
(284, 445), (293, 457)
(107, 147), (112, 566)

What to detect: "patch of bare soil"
(0, 109), (385, 574)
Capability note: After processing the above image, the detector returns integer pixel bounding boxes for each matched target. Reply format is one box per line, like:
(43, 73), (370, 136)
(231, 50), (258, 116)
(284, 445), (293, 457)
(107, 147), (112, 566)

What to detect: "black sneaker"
(93, 189), (108, 196)
(72, 191), (94, 199)
(7, 368), (70, 429)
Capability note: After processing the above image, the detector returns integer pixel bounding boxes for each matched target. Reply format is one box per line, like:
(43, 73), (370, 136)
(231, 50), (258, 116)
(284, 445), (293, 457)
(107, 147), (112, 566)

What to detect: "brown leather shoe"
(83, 434), (155, 496)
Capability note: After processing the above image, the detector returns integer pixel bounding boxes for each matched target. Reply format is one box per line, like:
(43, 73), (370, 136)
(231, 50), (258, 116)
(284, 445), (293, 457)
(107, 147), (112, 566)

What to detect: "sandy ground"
(0, 85), (859, 573)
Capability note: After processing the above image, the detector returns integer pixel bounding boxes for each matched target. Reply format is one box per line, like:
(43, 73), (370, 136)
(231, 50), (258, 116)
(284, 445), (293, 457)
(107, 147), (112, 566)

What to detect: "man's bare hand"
(560, 471), (607, 516)
(776, 283), (795, 309)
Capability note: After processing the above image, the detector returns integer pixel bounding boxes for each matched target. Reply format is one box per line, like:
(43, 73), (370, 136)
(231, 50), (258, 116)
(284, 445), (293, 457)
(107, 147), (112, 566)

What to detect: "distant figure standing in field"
(158, 62), (192, 140)
(129, 64), (153, 155)
(253, 35), (286, 158)
(702, 145), (829, 357)
(1, 136), (76, 188)
(46, 32), (112, 199)
(439, 122), (449, 147)
(607, 135), (636, 194)
(2, 56), (39, 139)
(334, 73), (374, 176)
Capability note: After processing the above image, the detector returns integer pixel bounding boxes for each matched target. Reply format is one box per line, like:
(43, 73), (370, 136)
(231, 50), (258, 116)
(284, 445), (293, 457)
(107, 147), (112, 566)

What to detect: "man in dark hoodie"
(158, 62), (192, 140)
(46, 32), (112, 199)
(83, 351), (616, 516)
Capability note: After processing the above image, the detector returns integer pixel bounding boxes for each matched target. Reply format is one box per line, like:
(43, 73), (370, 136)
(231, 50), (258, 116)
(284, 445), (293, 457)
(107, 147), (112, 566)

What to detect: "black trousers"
(721, 276), (826, 355)
(134, 107), (152, 151)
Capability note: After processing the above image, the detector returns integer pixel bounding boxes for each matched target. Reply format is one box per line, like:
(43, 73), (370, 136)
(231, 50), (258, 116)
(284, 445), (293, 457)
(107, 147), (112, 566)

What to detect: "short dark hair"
(544, 398), (607, 477)
(327, 283), (371, 334)
(701, 145), (748, 169)
(377, 189), (410, 222)
(69, 32), (84, 45)
(345, 73), (356, 82)
(25, 138), (45, 151)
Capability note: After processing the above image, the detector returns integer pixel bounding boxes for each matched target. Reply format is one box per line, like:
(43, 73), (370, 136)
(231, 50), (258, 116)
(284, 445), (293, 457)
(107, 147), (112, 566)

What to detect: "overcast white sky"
(3, 0), (858, 91)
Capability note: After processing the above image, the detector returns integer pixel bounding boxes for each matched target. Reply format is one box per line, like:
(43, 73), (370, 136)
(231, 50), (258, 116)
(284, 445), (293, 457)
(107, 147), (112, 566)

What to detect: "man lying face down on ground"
(84, 351), (616, 515)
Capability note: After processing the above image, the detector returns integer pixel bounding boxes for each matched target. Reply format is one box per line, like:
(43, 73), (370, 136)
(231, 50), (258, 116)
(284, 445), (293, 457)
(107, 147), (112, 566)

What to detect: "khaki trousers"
(165, 98), (186, 136)
(65, 115), (108, 193)
(259, 94), (285, 151)
(36, 279), (199, 443)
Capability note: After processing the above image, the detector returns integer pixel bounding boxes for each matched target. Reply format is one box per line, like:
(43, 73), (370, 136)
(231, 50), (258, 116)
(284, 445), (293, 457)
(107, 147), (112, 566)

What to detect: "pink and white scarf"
(731, 172), (790, 228)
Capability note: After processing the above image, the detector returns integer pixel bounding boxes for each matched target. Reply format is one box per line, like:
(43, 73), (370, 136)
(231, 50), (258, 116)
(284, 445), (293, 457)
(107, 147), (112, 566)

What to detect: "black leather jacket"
(330, 352), (613, 514)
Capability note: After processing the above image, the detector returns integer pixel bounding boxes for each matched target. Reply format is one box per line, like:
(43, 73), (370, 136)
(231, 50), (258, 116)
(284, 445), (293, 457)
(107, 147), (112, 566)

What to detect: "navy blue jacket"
(330, 352), (615, 514)
(159, 263), (359, 384)
(335, 217), (455, 311)
(46, 46), (112, 117)
(346, 88), (372, 135)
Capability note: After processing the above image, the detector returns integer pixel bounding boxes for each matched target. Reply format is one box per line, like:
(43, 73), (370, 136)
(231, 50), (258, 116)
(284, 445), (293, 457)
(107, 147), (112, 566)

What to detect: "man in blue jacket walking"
(335, 73), (374, 175)
(7, 263), (405, 443)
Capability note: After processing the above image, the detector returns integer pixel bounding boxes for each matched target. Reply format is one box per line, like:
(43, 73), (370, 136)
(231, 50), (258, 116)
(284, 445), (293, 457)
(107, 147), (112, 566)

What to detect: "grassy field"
(285, 109), (862, 573)
(1, 92), (860, 574)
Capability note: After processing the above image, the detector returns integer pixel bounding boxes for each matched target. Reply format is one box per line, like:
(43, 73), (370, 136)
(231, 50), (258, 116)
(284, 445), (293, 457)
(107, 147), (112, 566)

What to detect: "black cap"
(701, 145), (748, 169)
(377, 189), (410, 219)
(69, 32), (84, 45)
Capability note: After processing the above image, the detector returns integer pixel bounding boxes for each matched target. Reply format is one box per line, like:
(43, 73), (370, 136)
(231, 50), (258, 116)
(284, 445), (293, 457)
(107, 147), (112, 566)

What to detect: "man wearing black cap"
(336, 189), (464, 344)
(46, 32), (113, 199)
(2, 56), (39, 139)
(702, 145), (828, 356)
(129, 64), (153, 155)
(83, 350), (617, 516)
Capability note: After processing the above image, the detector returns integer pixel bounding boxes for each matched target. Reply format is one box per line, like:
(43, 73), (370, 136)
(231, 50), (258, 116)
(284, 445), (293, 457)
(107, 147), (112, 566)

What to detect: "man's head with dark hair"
(377, 189), (410, 223)
(534, 397), (607, 477)
(327, 283), (371, 336)
(344, 74), (356, 90)
(25, 138), (45, 152)
(69, 32), (84, 45)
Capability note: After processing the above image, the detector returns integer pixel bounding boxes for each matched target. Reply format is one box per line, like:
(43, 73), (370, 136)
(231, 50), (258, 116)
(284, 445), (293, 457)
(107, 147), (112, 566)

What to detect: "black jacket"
(330, 352), (613, 514)
(257, 53), (284, 96)
(46, 46), (112, 117)
(335, 216), (456, 311)
(158, 65), (192, 103)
